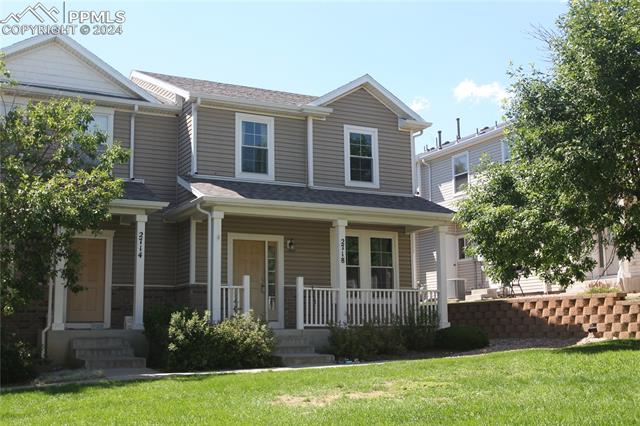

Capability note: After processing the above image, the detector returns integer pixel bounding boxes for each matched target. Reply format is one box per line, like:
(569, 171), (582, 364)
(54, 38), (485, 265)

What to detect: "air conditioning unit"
(447, 278), (467, 300)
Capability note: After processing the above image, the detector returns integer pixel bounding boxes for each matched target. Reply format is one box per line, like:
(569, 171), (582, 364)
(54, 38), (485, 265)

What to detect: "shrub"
(167, 310), (216, 371)
(211, 314), (277, 369)
(1, 332), (36, 385)
(435, 325), (489, 351)
(582, 284), (620, 295)
(166, 310), (277, 372)
(144, 304), (189, 369)
(401, 307), (438, 351)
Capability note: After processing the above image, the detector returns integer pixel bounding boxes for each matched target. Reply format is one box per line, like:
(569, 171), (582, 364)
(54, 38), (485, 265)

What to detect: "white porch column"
(132, 214), (147, 330)
(211, 210), (224, 322)
(333, 219), (348, 324)
(242, 275), (251, 314)
(435, 225), (450, 328)
(296, 277), (304, 330)
(51, 256), (66, 331)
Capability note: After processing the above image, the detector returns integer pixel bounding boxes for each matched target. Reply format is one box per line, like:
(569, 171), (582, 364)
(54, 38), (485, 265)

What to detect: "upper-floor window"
(235, 112), (275, 181)
(88, 107), (114, 149)
(458, 236), (468, 260)
(501, 140), (512, 162)
(452, 152), (469, 194)
(344, 124), (379, 189)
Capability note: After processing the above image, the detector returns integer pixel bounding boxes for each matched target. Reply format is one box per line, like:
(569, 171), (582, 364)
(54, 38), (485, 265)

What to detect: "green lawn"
(2, 341), (640, 425)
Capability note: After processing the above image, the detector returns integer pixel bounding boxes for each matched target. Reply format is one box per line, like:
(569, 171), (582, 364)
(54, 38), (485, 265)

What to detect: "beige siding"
(132, 114), (178, 286)
(415, 229), (437, 289)
(194, 217), (413, 291)
(196, 107), (307, 184)
(314, 88), (413, 194)
(134, 113), (178, 202)
(176, 220), (190, 286)
(113, 111), (131, 179)
(104, 220), (134, 286)
(177, 102), (193, 177)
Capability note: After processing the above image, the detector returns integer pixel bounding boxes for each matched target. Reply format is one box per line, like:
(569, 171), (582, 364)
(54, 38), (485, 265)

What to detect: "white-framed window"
(88, 107), (114, 148)
(344, 124), (379, 188)
(452, 151), (469, 194)
(457, 236), (468, 260)
(235, 112), (275, 181)
(332, 229), (398, 290)
(501, 140), (512, 163)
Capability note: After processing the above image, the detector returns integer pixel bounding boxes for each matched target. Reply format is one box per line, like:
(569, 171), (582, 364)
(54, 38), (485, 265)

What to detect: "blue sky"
(2, 1), (567, 152)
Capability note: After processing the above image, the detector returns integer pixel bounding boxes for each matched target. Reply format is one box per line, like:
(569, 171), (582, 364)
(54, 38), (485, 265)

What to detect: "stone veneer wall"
(448, 293), (640, 339)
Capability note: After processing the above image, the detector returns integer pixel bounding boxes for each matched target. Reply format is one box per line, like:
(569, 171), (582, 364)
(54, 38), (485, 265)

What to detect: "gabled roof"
(1, 35), (159, 104)
(309, 74), (428, 124)
(134, 71), (317, 107)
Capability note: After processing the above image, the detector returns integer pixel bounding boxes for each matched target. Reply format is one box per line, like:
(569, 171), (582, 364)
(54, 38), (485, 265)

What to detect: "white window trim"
(451, 151), (469, 196)
(343, 124), (380, 189)
(235, 112), (275, 181)
(331, 229), (399, 290)
(457, 235), (472, 262)
(501, 140), (511, 163)
(92, 106), (115, 147)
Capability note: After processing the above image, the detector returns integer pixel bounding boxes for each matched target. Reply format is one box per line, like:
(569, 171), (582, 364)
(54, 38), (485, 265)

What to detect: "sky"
(1, 1), (568, 153)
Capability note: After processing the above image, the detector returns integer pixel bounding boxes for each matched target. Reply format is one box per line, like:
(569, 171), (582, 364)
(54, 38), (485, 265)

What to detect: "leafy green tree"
(0, 60), (128, 314)
(456, 0), (639, 289)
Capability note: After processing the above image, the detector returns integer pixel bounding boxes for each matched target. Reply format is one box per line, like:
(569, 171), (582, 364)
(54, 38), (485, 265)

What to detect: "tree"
(456, 0), (640, 289)
(0, 59), (129, 314)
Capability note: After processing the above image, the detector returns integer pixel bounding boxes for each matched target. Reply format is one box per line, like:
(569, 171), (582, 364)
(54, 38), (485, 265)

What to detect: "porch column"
(132, 214), (147, 330)
(333, 219), (348, 323)
(51, 256), (66, 331)
(211, 210), (224, 322)
(435, 225), (450, 328)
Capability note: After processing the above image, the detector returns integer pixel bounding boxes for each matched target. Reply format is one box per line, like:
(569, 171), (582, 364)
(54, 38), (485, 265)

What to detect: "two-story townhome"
(414, 122), (640, 299)
(2, 35), (453, 365)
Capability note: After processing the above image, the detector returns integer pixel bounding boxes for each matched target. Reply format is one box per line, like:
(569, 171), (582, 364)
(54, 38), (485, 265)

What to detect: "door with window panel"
(370, 237), (394, 289)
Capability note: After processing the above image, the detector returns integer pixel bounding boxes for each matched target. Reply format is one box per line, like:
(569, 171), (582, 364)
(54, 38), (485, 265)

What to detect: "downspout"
(196, 202), (212, 314)
(40, 277), (54, 359)
(306, 116), (314, 187)
(420, 158), (432, 201)
(129, 105), (138, 180)
(410, 130), (423, 195)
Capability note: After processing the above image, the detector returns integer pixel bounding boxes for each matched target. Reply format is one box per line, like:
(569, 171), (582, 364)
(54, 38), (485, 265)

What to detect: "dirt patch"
(274, 389), (390, 407)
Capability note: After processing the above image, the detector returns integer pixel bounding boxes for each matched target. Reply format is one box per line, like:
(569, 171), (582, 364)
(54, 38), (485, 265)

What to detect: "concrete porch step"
(71, 337), (129, 350)
(470, 288), (498, 297)
(83, 356), (146, 369)
(74, 347), (135, 359)
(273, 344), (316, 355)
(276, 353), (335, 367)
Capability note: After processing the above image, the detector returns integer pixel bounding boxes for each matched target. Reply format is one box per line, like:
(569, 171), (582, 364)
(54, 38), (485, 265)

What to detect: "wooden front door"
(233, 240), (266, 320)
(67, 238), (106, 323)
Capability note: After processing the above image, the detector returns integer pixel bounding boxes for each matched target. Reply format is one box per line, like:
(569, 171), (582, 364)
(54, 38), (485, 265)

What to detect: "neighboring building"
(1, 35), (453, 365)
(414, 122), (640, 297)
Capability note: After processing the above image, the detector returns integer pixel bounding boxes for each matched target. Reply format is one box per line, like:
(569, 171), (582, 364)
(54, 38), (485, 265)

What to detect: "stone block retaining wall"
(448, 293), (640, 339)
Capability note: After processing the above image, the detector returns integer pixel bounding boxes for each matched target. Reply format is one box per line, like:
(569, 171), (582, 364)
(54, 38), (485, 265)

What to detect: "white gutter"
(195, 202), (212, 314)
(129, 105), (138, 180)
(410, 129), (423, 194)
(307, 116), (314, 187)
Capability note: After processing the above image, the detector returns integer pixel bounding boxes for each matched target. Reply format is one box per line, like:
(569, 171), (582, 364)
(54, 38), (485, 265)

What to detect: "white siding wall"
(6, 42), (132, 97)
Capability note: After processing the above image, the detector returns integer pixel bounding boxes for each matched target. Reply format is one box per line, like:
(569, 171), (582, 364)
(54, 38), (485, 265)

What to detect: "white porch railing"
(220, 275), (251, 321)
(297, 277), (438, 328)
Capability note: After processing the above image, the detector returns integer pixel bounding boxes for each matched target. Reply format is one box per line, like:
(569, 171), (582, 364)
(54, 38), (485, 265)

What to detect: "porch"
(170, 177), (454, 330)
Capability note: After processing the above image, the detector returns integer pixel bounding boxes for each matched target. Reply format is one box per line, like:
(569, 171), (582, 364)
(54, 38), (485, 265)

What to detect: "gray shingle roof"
(123, 181), (162, 202)
(184, 176), (453, 215)
(138, 71), (317, 106)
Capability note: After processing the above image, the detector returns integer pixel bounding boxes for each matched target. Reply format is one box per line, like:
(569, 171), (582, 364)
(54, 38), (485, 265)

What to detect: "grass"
(2, 340), (640, 425)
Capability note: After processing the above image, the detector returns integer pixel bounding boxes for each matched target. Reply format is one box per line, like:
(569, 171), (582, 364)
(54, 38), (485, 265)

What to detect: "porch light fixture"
(286, 239), (295, 252)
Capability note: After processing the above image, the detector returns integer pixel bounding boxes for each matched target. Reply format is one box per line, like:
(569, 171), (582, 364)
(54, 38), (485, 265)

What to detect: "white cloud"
(410, 96), (431, 112)
(453, 79), (510, 104)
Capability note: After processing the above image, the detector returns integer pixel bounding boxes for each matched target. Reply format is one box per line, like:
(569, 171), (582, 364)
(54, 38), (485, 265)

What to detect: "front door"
(232, 239), (279, 323)
(67, 238), (106, 324)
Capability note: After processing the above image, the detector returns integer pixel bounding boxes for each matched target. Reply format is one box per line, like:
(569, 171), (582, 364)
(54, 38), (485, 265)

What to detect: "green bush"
(166, 310), (277, 372)
(435, 325), (489, 351)
(1, 332), (36, 385)
(211, 314), (277, 369)
(144, 304), (189, 369)
(401, 307), (438, 351)
(582, 285), (620, 295)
